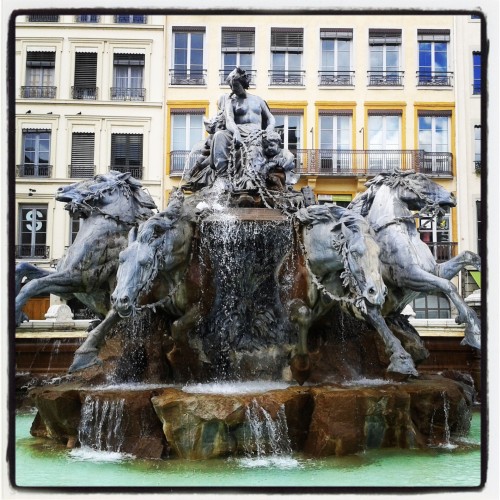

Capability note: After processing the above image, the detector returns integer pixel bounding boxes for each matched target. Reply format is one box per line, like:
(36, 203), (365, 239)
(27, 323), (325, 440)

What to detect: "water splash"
(182, 381), (291, 395)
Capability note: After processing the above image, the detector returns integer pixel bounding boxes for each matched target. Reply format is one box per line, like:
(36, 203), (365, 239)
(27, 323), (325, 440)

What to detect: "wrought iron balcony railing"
(416, 71), (453, 86)
(269, 70), (306, 86)
(425, 242), (458, 263)
(110, 87), (145, 101)
(21, 86), (57, 98)
(474, 161), (481, 174)
(75, 15), (100, 23)
(170, 151), (198, 176)
(109, 165), (143, 179)
(28, 15), (59, 22)
(367, 71), (404, 86)
(169, 69), (207, 86)
(294, 149), (453, 177)
(72, 86), (98, 100)
(15, 245), (50, 259)
(113, 15), (147, 24)
(472, 83), (481, 95)
(68, 164), (96, 178)
(318, 70), (355, 86)
(219, 69), (256, 85)
(16, 164), (52, 178)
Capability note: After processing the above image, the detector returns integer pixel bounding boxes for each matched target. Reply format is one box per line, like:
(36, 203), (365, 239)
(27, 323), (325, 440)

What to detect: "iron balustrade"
(109, 165), (143, 179)
(425, 242), (457, 263)
(474, 161), (481, 174)
(68, 164), (96, 178)
(75, 15), (100, 23)
(170, 151), (199, 175)
(16, 164), (52, 178)
(416, 71), (453, 86)
(318, 71), (355, 86)
(367, 71), (404, 86)
(15, 245), (50, 259)
(269, 70), (306, 86)
(72, 86), (99, 100)
(28, 15), (59, 22)
(21, 86), (57, 98)
(219, 69), (257, 85)
(113, 15), (147, 24)
(169, 69), (207, 86)
(110, 87), (146, 101)
(294, 149), (453, 177)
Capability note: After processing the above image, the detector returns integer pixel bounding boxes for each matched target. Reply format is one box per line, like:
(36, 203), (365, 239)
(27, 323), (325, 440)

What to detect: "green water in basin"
(13, 410), (482, 489)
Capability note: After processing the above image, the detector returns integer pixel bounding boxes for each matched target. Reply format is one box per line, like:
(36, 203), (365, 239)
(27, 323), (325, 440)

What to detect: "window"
(70, 214), (82, 244)
(474, 125), (481, 172)
(221, 28), (255, 84)
(476, 200), (482, 256)
(23, 51), (56, 98)
(418, 208), (453, 262)
(418, 111), (451, 175)
(473, 52), (481, 94)
(319, 29), (353, 86)
(411, 293), (451, 319)
(171, 28), (206, 85)
(417, 30), (451, 86)
(112, 53), (145, 101)
(270, 28), (304, 85)
(319, 112), (352, 172)
(73, 52), (98, 99)
(114, 15), (147, 24)
(317, 194), (352, 207)
(18, 130), (51, 177)
(170, 111), (205, 174)
(110, 134), (143, 178)
(272, 111), (302, 156)
(70, 133), (95, 178)
(368, 29), (402, 85)
(17, 205), (49, 259)
(368, 111), (401, 170)
(28, 15), (59, 22)
(75, 15), (100, 23)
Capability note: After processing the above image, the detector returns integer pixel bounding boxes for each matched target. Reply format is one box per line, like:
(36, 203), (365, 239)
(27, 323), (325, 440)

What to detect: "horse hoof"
(387, 354), (418, 378)
(290, 354), (311, 386)
(68, 353), (102, 373)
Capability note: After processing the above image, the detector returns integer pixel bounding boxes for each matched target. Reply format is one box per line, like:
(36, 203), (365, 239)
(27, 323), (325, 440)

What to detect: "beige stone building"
(14, 12), (482, 321)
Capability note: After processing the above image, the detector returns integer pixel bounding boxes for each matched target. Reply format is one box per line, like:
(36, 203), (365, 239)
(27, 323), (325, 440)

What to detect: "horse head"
(335, 217), (387, 307)
(56, 171), (157, 221)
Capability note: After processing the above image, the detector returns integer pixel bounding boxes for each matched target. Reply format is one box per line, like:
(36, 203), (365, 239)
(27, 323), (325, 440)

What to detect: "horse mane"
(110, 171), (157, 219)
(297, 203), (370, 234)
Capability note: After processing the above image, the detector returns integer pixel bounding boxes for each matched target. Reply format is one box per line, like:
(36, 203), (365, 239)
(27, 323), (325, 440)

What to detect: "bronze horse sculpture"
(349, 170), (481, 350)
(281, 204), (420, 384)
(14, 171), (157, 373)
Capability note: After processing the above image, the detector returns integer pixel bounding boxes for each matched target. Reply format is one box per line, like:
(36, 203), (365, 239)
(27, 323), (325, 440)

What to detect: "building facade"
(14, 12), (482, 320)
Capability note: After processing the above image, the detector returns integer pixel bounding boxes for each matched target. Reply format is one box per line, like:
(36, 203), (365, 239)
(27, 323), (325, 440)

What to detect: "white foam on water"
(236, 456), (301, 469)
(181, 381), (291, 395)
(341, 377), (398, 387)
(91, 383), (172, 392)
(69, 446), (135, 463)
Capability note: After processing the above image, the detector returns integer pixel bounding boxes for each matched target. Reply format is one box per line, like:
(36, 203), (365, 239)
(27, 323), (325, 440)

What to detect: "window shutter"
(271, 28), (304, 52)
(417, 29), (450, 42)
(318, 109), (353, 116)
(26, 51), (55, 67)
(172, 26), (206, 32)
(71, 133), (95, 165)
(417, 110), (452, 117)
(113, 54), (145, 66)
(368, 29), (402, 45)
(111, 134), (143, 166)
(320, 28), (353, 40)
(74, 53), (97, 87)
(367, 109), (403, 116)
(221, 28), (255, 52)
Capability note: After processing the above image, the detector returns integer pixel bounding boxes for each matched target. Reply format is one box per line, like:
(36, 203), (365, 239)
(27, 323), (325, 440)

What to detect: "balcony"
(474, 161), (481, 174)
(75, 15), (100, 23)
(220, 69), (256, 86)
(318, 71), (355, 86)
(110, 87), (145, 101)
(68, 164), (95, 178)
(15, 245), (50, 259)
(72, 86), (98, 100)
(28, 15), (59, 22)
(367, 71), (404, 86)
(21, 86), (57, 99)
(109, 165), (143, 179)
(170, 151), (198, 176)
(16, 164), (52, 178)
(473, 83), (481, 95)
(425, 242), (458, 263)
(169, 69), (207, 86)
(417, 71), (453, 87)
(294, 149), (453, 177)
(114, 15), (147, 24)
(269, 70), (306, 86)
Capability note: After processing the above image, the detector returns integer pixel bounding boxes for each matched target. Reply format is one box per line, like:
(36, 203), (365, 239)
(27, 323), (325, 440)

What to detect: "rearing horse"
(349, 170), (481, 350)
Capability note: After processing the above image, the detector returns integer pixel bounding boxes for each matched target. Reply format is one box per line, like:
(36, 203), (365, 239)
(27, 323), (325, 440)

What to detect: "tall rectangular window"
(368, 29), (402, 86)
(272, 111), (302, 155)
(19, 130), (51, 177)
(172, 28), (205, 85)
(17, 205), (48, 259)
(110, 134), (143, 179)
(418, 111), (451, 175)
(368, 111), (401, 171)
(114, 15), (147, 24)
(270, 28), (304, 85)
(73, 52), (98, 99)
(221, 28), (255, 84)
(112, 53), (145, 101)
(319, 111), (352, 172)
(474, 125), (481, 172)
(75, 15), (100, 23)
(417, 30), (451, 86)
(476, 200), (482, 255)
(418, 208), (453, 262)
(319, 29), (353, 86)
(70, 214), (82, 244)
(170, 110), (205, 174)
(473, 52), (481, 94)
(23, 51), (56, 98)
(70, 133), (95, 178)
